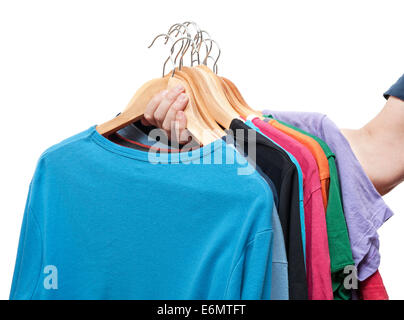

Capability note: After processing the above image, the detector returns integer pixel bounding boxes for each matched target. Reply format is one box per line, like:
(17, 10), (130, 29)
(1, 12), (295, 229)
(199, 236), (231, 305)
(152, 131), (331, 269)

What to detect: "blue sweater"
(10, 126), (274, 300)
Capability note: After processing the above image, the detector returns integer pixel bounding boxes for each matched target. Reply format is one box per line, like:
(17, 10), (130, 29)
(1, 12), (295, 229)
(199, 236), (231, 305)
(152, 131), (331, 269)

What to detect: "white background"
(0, 0), (403, 300)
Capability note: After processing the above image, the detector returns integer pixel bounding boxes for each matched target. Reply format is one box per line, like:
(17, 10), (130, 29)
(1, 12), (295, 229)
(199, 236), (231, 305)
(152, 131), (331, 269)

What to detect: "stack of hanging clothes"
(10, 79), (400, 300)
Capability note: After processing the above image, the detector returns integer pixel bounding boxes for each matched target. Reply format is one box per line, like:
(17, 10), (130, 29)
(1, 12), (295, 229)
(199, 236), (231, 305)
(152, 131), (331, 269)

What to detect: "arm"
(341, 96), (404, 195)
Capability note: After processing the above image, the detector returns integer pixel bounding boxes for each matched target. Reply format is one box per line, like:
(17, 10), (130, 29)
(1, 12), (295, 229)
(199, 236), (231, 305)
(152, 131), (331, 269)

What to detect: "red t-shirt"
(359, 270), (389, 300)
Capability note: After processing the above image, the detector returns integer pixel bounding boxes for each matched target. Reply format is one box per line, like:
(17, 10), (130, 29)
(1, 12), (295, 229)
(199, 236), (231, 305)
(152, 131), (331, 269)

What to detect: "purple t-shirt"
(262, 110), (394, 281)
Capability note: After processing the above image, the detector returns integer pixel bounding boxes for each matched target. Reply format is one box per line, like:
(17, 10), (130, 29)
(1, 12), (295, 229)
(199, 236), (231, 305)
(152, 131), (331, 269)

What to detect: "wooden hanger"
(168, 75), (221, 145)
(174, 68), (226, 138)
(221, 77), (261, 117)
(195, 37), (260, 119)
(220, 78), (254, 118)
(96, 77), (169, 137)
(96, 30), (226, 146)
(167, 35), (228, 134)
(96, 29), (258, 144)
(193, 64), (241, 128)
(96, 73), (218, 145)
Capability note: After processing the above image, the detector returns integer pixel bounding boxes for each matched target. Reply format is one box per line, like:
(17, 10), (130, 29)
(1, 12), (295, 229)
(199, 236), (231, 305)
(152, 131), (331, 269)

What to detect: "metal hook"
(167, 23), (191, 40)
(164, 23), (208, 68)
(192, 30), (213, 67)
(167, 23), (199, 68)
(201, 38), (221, 74)
(205, 56), (219, 74)
(148, 33), (176, 78)
(169, 35), (185, 66)
(170, 36), (195, 71)
(170, 29), (184, 64)
(183, 21), (201, 35)
(160, 35), (193, 76)
(169, 22), (205, 66)
(198, 30), (213, 55)
(183, 21), (202, 65)
(164, 38), (189, 76)
(165, 23), (195, 67)
(148, 23), (219, 76)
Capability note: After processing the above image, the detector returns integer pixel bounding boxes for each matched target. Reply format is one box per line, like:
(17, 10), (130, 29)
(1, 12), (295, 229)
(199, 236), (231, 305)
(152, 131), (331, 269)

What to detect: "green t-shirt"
(264, 115), (354, 300)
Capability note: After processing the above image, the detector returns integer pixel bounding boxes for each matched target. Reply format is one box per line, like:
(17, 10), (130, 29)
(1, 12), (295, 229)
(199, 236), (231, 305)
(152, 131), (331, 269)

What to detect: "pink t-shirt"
(252, 118), (333, 300)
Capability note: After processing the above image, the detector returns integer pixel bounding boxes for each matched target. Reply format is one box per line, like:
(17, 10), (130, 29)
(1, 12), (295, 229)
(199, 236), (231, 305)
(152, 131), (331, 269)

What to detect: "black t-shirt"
(229, 119), (308, 300)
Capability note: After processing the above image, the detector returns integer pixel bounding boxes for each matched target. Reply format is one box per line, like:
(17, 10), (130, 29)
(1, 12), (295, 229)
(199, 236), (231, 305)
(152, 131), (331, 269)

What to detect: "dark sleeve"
(278, 166), (308, 300)
(384, 74), (404, 101)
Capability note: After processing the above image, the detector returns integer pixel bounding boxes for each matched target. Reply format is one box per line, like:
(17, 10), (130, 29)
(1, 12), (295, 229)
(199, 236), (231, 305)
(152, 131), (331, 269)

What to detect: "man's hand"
(142, 84), (190, 144)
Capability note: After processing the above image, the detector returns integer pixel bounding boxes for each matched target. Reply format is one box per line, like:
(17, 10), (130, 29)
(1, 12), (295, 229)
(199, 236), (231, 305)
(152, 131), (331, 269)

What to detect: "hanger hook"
(183, 21), (201, 35)
(166, 23), (198, 69)
(164, 23), (196, 70)
(166, 23), (192, 65)
(201, 38), (221, 74)
(205, 56), (219, 74)
(170, 36), (195, 71)
(183, 21), (202, 65)
(148, 33), (176, 78)
(197, 30), (213, 60)
(167, 23), (191, 40)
